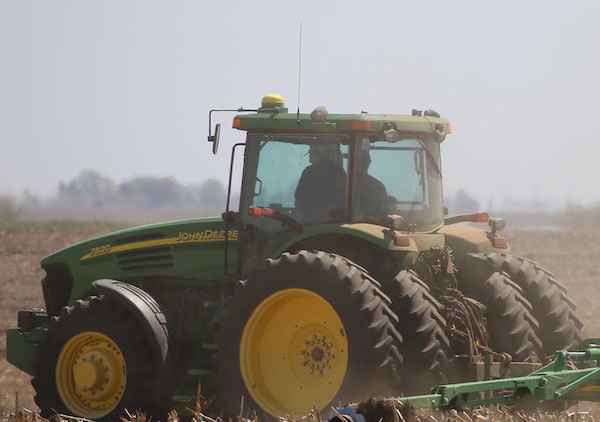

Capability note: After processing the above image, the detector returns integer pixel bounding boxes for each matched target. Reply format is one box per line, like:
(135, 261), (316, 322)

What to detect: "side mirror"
(208, 123), (221, 154)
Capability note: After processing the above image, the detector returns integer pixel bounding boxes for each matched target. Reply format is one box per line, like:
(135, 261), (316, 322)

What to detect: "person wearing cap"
(295, 143), (346, 222)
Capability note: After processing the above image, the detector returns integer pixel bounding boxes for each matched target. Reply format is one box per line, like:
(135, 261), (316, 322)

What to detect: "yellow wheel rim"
(240, 288), (348, 416)
(56, 331), (126, 418)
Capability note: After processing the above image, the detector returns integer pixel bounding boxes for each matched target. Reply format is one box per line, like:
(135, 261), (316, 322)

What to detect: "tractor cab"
(216, 94), (450, 272)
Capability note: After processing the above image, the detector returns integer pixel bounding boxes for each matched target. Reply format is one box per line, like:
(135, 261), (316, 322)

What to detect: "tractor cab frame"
(216, 94), (450, 277)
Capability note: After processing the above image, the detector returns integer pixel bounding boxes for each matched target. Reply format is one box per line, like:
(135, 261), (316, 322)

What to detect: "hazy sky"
(1, 1), (599, 208)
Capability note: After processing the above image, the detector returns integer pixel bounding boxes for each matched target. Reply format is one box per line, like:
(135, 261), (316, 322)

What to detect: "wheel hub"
(300, 333), (335, 375)
(56, 332), (126, 418)
(72, 359), (101, 390)
(72, 344), (121, 401)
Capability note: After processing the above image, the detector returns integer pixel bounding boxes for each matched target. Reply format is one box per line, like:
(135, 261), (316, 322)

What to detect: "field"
(0, 226), (599, 415)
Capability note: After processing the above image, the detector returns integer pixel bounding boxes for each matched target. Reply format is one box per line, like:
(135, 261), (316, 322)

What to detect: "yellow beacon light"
(261, 94), (285, 108)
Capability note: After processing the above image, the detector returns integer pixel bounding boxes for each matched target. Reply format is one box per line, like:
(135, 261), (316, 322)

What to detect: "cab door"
(237, 134), (349, 275)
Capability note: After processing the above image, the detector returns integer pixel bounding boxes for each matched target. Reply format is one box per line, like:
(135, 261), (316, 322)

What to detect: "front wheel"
(214, 251), (403, 418)
(32, 296), (159, 421)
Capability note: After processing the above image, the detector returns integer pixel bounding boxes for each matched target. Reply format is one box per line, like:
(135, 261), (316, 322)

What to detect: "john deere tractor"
(6, 94), (583, 421)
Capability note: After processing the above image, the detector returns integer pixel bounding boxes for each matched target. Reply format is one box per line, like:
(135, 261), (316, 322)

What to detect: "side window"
(355, 138), (428, 221)
(369, 147), (425, 205)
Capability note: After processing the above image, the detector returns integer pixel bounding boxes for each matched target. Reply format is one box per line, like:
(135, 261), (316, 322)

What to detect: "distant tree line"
(54, 173), (477, 214)
(3, 173), (600, 230)
(445, 189), (481, 215)
(57, 169), (227, 209)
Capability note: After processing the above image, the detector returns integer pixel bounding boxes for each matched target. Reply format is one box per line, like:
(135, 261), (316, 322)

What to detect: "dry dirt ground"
(0, 227), (598, 414)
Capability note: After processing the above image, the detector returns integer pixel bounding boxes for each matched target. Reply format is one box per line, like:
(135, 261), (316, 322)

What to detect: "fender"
(437, 225), (511, 268)
(92, 279), (169, 400)
(275, 222), (420, 257)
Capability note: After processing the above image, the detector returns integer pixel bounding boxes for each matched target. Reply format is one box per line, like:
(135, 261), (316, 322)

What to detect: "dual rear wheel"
(474, 253), (583, 356)
(459, 253), (583, 359)
(215, 250), (583, 418)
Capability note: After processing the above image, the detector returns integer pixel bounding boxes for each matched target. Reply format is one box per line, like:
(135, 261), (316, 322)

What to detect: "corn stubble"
(1, 398), (600, 422)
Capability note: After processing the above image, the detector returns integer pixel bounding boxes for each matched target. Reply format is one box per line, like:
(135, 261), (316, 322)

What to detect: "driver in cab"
(294, 143), (346, 223)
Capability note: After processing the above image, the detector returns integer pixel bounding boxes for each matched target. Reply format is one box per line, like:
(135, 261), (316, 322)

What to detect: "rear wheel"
(214, 250), (403, 418)
(475, 253), (583, 357)
(32, 296), (157, 421)
(458, 255), (542, 360)
(379, 270), (450, 394)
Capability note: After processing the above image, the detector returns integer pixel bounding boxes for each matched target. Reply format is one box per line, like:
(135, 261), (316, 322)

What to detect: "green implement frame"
(362, 339), (600, 411)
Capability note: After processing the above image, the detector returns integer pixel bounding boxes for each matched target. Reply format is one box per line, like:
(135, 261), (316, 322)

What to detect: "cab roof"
(232, 94), (452, 137)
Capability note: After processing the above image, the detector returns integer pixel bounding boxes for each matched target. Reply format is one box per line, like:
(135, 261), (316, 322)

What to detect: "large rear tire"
(458, 255), (542, 360)
(32, 296), (158, 421)
(473, 253), (583, 357)
(214, 250), (403, 418)
(379, 270), (450, 394)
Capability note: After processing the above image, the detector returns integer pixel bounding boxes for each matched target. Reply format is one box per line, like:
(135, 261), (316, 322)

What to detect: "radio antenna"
(296, 22), (303, 125)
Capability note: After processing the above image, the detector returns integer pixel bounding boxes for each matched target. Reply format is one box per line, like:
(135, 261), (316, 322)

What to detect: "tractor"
(6, 94), (583, 421)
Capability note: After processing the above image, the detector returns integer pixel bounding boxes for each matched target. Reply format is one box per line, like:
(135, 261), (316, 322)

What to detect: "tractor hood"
(41, 217), (238, 305)
(42, 217), (236, 265)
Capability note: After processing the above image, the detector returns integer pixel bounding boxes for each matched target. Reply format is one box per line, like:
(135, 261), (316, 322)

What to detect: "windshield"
(353, 136), (444, 231)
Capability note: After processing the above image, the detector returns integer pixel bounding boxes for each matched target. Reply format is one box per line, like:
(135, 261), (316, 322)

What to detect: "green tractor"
(6, 94), (582, 420)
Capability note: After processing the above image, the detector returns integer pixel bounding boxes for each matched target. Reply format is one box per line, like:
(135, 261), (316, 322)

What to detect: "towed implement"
(329, 339), (600, 422)
(6, 94), (583, 420)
